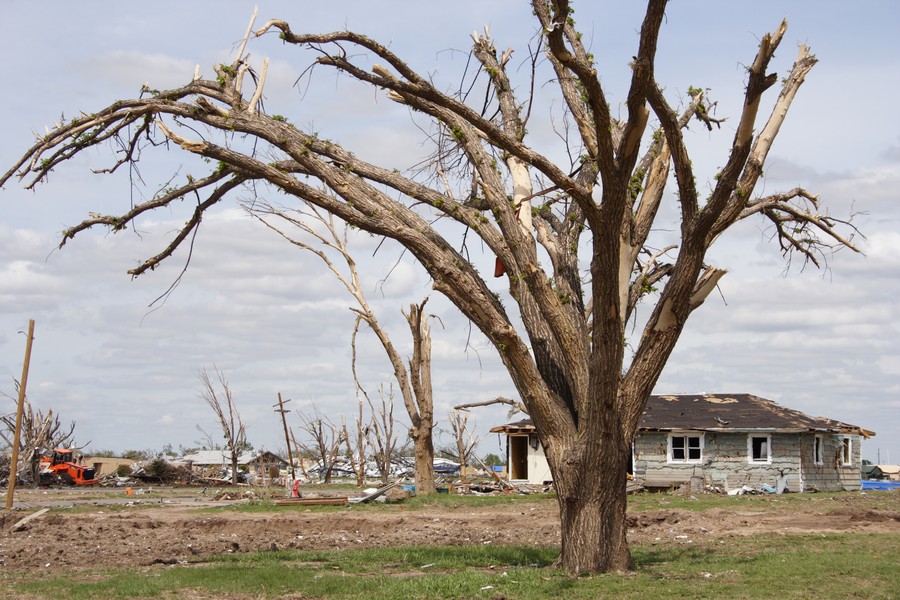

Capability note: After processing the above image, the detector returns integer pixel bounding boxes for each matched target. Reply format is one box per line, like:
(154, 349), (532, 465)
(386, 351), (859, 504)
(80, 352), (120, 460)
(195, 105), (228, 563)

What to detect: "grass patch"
(626, 489), (896, 513)
(10, 533), (897, 599)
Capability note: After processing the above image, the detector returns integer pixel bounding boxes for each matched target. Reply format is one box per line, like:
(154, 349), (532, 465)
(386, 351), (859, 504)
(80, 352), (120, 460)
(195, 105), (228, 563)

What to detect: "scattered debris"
(349, 480), (404, 504)
(273, 496), (349, 507)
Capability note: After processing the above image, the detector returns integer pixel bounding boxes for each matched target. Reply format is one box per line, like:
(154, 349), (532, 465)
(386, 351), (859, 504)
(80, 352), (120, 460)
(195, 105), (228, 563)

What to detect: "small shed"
(491, 394), (874, 492)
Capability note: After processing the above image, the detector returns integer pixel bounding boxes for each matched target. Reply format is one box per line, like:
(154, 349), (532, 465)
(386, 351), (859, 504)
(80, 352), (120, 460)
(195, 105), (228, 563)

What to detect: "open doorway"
(509, 435), (529, 480)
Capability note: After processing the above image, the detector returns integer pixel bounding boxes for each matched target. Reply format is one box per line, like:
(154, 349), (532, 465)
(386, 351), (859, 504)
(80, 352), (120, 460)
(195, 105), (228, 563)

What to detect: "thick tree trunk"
(411, 424), (436, 494)
(549, 432), (634, 573)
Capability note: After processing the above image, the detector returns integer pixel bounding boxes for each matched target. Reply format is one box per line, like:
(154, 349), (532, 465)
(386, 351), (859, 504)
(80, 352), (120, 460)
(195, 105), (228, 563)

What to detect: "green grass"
(625, 489), (899, 512)
(7, 533), (896, 599)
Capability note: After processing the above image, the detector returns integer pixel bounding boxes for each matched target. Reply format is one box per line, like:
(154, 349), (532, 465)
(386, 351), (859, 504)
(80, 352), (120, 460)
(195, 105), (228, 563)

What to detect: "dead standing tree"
(341, 399), (368, 488)
(296, 405), (345, 484)
(447, 410), (481, 483)
(1, 1), (861, 573)
(197, 367), (248, 485)
(366, 384), (406, 486)
(256, 205), (438, 495)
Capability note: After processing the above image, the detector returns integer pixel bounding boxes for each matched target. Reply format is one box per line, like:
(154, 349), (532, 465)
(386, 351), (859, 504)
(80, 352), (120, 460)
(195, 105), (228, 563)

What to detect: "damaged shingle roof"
(490, 394), (874, 437)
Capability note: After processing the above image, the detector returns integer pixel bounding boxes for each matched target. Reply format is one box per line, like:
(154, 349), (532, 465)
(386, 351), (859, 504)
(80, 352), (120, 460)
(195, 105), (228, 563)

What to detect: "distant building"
(876, 464), (900, 481)
(178, 450), (288, 478)
(491, 393), (874, 492)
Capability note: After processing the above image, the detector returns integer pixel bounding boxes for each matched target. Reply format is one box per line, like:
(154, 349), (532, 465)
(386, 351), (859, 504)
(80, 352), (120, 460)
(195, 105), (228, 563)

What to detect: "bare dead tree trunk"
(197, 367), (247, 485)
(403, 299), (437, 494)
(342, 399), (368, 488)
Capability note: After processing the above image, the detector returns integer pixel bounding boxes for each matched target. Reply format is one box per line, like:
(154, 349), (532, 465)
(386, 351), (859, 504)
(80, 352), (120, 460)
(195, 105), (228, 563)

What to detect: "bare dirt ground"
(0, 487), (897, 574)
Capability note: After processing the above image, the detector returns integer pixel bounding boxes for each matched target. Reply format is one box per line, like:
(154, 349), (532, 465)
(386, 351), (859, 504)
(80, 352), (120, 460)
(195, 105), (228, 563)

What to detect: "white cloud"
(82, 51), (197, 91)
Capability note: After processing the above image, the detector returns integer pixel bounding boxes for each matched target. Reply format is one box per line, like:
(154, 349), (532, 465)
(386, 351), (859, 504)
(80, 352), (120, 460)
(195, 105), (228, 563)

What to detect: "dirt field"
(0, 487), (897, 574)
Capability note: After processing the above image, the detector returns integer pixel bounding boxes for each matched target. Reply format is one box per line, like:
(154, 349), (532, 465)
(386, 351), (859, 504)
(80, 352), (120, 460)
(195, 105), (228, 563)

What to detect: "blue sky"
(1, 2), (898, 464)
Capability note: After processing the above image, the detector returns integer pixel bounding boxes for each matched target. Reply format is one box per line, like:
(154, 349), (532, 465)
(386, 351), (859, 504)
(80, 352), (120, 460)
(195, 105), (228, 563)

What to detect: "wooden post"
(6, 319), (35, 510)
(273, 393), (296, 476)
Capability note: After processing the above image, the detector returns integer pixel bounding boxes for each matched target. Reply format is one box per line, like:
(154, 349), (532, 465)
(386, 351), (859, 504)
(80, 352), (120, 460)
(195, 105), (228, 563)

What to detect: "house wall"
(800, 433), (862, 492)
(506, 434), (552, 485)
(634, 431), (806, 491)
(501, 430), (863, 492)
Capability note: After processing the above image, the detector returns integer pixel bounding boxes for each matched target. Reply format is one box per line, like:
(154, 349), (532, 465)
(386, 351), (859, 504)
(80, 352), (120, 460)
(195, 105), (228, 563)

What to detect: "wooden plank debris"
(9, 507), (50, 532)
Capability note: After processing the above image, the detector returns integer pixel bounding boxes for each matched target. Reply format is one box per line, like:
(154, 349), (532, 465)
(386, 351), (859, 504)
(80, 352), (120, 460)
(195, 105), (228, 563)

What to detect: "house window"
(814, 435), (823, 465)
(841, 437), (852, 466)
(748, 435), (772, 464)
(668, 433), (703, 463)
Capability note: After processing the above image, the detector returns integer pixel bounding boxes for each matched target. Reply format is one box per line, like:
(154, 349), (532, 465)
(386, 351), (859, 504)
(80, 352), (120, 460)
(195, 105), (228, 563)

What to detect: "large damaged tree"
(1, 1), (859, 573)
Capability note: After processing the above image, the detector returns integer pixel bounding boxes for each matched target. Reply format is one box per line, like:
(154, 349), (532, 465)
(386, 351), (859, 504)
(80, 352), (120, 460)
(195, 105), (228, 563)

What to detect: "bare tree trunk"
(411, 425), (434, 491)
(342, 399), (368, 488)
(404, 299), (437, 495)
(550, 435), (633, 573)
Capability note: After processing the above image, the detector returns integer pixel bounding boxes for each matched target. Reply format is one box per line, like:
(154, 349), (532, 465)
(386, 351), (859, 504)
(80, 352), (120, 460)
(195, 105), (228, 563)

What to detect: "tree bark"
(547, 414), (634, 573)
(411, 425), (435, 493)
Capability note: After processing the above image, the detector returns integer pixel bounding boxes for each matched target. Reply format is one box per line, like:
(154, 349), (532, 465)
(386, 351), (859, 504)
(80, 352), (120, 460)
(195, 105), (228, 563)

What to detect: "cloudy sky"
(1, 2), (897, 464)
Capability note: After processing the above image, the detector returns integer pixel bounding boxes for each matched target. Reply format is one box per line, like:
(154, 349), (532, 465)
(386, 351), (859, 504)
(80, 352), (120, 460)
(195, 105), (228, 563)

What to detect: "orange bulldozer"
(37, 448), (99, 486)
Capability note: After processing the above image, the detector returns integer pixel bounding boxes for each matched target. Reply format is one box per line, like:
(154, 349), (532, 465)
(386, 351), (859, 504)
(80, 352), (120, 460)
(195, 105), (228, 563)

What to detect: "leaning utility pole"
(5, 319), (35, 510)
(273, 393), (296, 476)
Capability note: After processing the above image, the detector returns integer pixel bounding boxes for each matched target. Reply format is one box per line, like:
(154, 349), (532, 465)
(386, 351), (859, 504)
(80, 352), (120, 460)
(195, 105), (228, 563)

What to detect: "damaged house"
(490, 394), (874, 492)
(178, 450), (289, 480)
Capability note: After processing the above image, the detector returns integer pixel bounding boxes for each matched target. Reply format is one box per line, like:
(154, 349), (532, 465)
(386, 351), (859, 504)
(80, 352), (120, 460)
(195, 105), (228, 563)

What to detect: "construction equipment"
(37, 448), (99, 486)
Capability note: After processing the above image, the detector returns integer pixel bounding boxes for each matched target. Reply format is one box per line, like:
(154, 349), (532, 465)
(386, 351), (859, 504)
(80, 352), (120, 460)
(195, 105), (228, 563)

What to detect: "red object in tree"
(494, 257), (506, 277)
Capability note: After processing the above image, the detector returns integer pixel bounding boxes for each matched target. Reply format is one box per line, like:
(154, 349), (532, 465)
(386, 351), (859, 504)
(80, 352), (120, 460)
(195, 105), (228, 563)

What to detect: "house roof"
(490, 394), (875, 437)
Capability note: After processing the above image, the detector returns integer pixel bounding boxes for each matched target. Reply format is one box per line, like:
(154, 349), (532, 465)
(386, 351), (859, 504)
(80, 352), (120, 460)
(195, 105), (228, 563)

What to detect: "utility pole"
(273, 393), (296, 476)
(6, 319), (35, 510)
